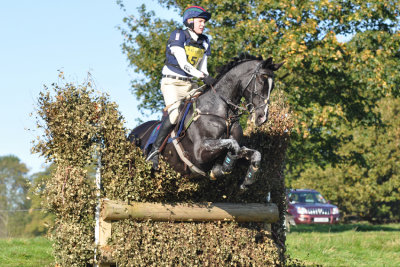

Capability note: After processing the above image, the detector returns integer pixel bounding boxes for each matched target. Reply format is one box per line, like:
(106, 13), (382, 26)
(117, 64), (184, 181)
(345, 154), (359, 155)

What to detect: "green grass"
(286, 223), (400, 267)
(1, 225), (399, 266)
(0, 237), (53, 267)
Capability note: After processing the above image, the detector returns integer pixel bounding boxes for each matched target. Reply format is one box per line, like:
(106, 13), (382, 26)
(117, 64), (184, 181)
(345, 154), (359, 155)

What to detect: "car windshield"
(288, 191), (328, 204)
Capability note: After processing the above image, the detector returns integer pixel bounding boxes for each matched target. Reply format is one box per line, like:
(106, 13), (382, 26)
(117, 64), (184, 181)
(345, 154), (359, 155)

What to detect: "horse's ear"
(262, 57), (273, 68)
(271, 61), (285, 71)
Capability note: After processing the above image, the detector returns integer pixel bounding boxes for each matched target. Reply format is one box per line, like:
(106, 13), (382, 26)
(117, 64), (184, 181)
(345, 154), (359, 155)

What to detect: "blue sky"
(0, 1), (180, 174)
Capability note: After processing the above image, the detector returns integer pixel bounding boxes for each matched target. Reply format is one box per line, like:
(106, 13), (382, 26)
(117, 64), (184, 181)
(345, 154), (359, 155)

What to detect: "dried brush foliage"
(33, 78), (293, 266)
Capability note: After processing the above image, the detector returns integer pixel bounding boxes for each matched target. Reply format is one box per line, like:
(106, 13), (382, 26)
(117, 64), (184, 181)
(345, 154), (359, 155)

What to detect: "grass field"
(0, 237), (53, 267)
(1, 224), (399, 266)
(286, 223), (400, 266)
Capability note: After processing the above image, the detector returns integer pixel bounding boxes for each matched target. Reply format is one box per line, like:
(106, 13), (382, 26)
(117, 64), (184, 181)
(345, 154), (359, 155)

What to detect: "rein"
(177, 60), (274, 138)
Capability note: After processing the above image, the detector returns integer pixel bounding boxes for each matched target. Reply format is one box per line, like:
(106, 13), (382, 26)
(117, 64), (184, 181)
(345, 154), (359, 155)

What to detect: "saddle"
(143, 98), (206, 176)
(144, 99), (197, 154)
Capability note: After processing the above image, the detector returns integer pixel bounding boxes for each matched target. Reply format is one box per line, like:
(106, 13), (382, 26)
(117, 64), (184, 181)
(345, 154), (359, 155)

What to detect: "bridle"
(213, 61), (274, 116)
(195, 61), (274, 137)
(242, 62), (274, 115)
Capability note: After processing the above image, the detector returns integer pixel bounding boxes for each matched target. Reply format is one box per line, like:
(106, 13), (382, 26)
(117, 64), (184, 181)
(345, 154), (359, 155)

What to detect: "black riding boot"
(146, 116), (175, 170)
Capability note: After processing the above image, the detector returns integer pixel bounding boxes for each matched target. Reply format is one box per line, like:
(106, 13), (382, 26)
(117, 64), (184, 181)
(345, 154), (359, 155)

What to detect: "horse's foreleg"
(194, 139), (262, 189)
(209, 152), (238, 180)
(237, 146), (261, 168)
(193, 138), (241, 179)
(194, 138), (241, 163)
(237, 146), (262, 190)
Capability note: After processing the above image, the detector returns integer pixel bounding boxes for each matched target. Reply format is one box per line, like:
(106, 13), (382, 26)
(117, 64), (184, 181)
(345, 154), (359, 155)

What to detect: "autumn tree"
(119, 0), (400, 221)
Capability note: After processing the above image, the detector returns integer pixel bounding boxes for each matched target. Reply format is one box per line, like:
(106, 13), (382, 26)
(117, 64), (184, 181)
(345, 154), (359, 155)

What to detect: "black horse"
(129, 54), (284, 189)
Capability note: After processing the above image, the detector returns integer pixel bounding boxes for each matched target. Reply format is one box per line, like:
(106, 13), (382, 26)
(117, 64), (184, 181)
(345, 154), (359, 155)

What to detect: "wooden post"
(101, 199), (279, 223)
(98, 216), (112, 267)
(99, 217), (111, 247)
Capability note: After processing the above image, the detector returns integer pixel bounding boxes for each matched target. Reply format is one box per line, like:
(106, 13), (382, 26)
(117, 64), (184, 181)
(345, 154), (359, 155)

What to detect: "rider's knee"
(168, 109), (179, 124)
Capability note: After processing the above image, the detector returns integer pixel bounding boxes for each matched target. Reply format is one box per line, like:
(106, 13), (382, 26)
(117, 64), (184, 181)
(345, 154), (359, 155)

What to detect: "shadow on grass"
(289, 223), (400, 233)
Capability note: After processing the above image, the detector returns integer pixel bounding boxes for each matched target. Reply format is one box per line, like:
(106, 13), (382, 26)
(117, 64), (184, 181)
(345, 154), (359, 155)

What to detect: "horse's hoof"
(210, 165), (224, 180)
(209, 170), (217, 180)
(152, 162), (159, 171)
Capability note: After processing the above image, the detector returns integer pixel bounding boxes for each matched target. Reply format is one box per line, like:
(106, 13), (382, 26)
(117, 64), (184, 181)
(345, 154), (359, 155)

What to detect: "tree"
(292, 97), (400, 221)
(0, 155), (30, 237)
(25, 165), (55, 236)
(119, 0), (400, 221)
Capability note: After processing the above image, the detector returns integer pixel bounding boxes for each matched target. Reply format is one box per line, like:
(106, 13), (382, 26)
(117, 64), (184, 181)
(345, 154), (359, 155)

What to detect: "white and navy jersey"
(163, 29), (210, 78)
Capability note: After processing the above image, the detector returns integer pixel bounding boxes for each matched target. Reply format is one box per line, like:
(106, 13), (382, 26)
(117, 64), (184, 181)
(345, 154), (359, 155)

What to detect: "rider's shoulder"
(169, 28), (188, 41)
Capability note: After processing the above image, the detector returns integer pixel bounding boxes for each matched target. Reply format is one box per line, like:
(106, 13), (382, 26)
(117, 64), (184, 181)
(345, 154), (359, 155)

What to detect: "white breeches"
(160, 78), (193, 124)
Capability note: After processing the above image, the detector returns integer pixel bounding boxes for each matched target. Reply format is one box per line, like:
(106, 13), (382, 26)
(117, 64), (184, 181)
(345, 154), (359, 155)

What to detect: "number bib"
(185, 45), (205, 68)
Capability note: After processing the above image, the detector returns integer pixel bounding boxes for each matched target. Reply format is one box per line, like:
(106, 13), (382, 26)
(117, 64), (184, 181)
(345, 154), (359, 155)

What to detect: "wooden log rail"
(98, 199), (279, 266)
(101, 199), (279, 223)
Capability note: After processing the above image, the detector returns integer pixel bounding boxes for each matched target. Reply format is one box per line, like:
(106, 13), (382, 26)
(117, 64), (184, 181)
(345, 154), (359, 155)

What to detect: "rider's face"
(192, 18), (206, 34)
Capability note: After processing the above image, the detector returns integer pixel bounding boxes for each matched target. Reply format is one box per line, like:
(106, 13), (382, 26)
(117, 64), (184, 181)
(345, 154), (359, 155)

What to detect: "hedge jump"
(97, 199), (279, 266)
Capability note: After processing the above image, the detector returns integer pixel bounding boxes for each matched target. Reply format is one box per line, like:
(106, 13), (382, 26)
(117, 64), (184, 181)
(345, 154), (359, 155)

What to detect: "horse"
(129, 54), (284, 189)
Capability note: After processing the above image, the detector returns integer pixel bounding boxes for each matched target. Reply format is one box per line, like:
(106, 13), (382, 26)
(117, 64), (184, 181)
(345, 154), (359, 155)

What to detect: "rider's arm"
(170, 46), (206, 79)
(197, 55), (209, 76)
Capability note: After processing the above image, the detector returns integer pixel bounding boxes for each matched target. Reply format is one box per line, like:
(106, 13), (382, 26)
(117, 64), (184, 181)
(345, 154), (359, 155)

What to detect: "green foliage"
(0, 155), (30, 237)
(33, 80), (103, 167)
(292, 97), (400, 221)
(119, 0), (400, 222)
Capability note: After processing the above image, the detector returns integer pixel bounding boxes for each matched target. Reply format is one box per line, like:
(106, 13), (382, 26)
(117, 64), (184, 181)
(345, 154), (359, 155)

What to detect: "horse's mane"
(216, 53), (263, 79)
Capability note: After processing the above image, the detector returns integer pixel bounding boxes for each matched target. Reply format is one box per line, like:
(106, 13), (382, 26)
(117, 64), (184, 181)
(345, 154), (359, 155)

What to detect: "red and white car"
(287, 189), (340, 224)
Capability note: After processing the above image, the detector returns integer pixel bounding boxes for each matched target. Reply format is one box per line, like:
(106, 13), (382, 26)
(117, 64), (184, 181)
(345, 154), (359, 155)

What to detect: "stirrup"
(146, 150), (158, 161)
(146, 150), (160, 170)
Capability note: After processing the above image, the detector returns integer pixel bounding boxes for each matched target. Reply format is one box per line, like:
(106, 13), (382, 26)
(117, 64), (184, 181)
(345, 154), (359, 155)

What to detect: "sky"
(0, 1), (180, 175)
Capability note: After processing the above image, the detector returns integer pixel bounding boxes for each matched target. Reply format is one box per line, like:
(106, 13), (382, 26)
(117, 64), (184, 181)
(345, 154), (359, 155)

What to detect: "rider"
(146, 5), (216, 170)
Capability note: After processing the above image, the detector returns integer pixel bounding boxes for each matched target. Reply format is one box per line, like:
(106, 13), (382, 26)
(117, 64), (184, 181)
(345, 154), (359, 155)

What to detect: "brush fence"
(98, 199), (279, 266)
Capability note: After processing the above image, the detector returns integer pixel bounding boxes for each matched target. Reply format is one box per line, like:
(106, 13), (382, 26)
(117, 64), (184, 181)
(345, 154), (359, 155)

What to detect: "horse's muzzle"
(255, 110), (268, 126)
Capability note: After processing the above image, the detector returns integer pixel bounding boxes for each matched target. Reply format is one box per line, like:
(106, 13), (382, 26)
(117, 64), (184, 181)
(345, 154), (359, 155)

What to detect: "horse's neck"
(215, 73), (247, 102)
(198, 61), (255, 112)
(216, 61), (254, 101)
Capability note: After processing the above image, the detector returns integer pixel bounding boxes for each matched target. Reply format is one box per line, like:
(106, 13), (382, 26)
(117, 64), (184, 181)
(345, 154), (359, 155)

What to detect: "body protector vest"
(165, 29), (210, 77)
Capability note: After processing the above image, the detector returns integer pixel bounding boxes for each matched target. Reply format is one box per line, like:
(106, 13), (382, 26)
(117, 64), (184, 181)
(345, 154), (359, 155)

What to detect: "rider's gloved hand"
(202, 75), (217, 86)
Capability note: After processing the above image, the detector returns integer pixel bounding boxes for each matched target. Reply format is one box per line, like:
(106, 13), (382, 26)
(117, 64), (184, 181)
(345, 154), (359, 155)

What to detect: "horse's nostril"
(258, 115), (266, 125)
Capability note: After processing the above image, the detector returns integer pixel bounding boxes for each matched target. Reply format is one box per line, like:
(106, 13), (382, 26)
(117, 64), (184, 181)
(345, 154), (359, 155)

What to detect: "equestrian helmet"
(183, 6), (211, 28)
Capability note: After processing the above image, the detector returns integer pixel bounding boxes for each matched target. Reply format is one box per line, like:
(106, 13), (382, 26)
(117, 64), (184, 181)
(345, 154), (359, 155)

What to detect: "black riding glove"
(202, 75), (217, 86)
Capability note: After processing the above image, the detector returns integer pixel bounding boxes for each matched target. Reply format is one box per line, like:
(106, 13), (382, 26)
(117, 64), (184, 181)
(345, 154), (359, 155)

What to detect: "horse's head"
(242, 58), (284, 126)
